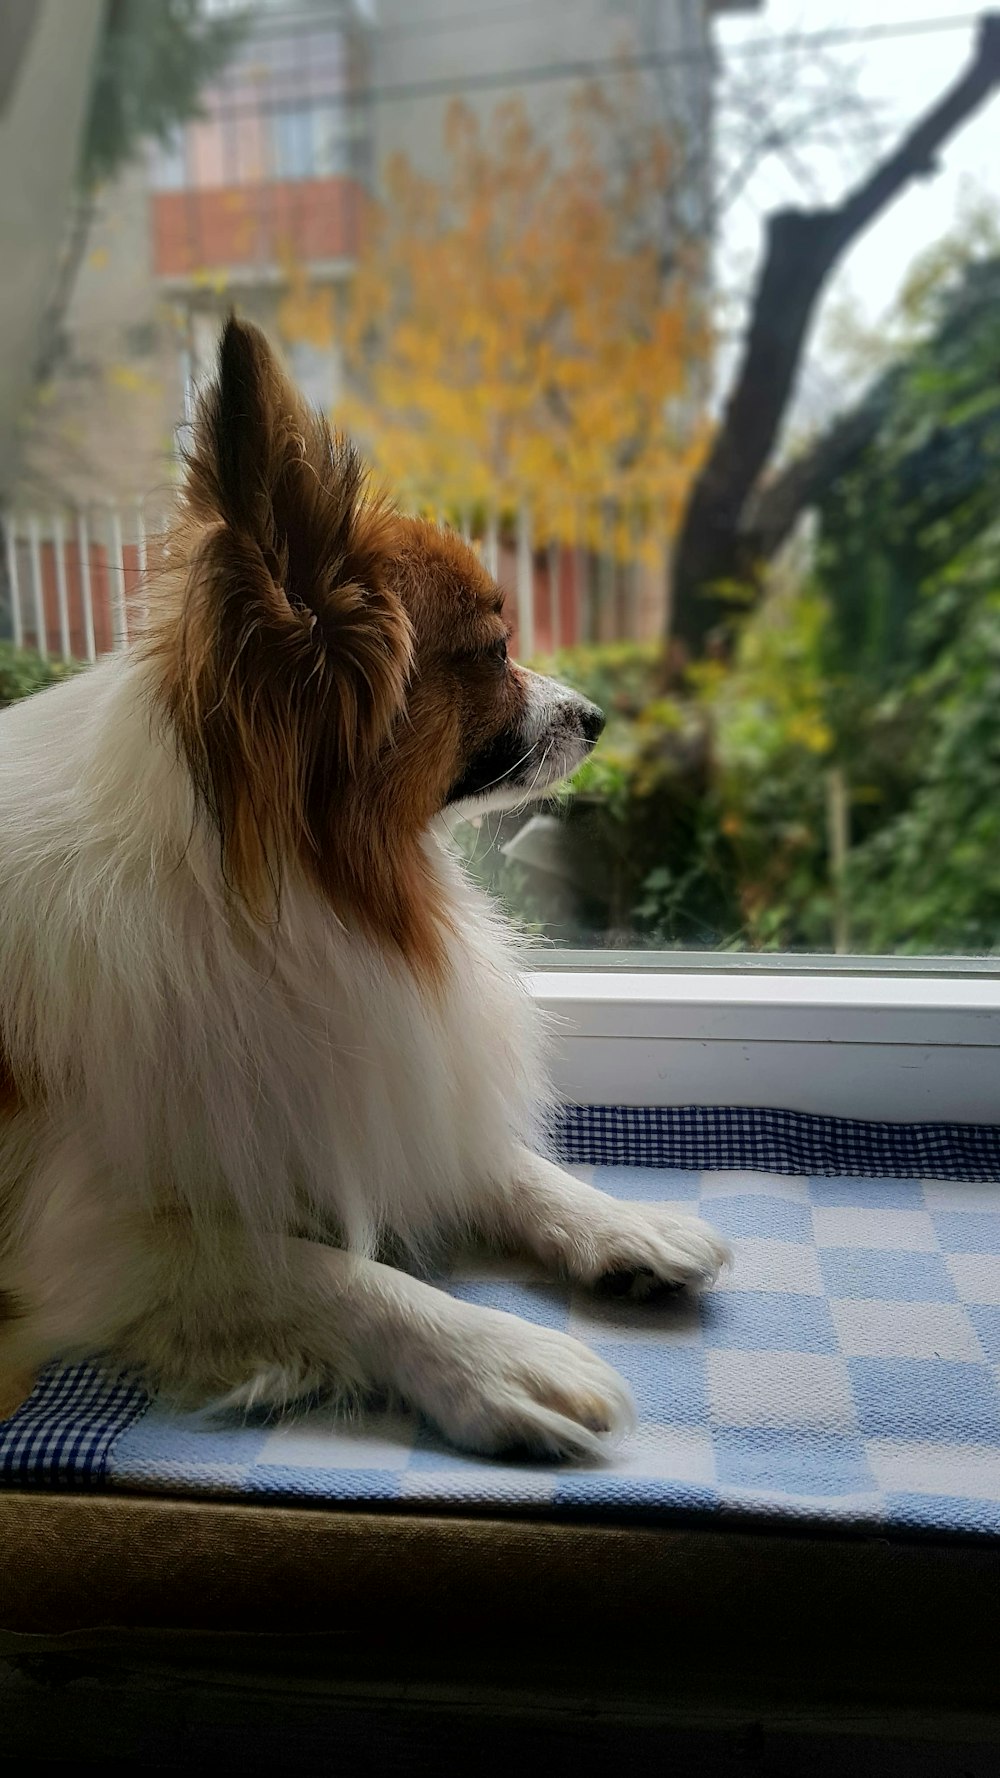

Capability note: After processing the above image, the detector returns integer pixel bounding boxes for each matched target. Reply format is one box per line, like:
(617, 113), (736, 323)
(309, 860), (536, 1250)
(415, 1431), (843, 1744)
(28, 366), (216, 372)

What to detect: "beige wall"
(0, 0), (105, 500)
(12, 0), (739, 513)
(372, 0), (714, 188)
(16, 161), (184, 512)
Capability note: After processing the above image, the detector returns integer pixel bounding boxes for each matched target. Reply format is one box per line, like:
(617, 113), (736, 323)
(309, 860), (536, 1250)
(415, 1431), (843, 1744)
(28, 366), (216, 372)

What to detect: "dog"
(0, 319), (728, 1458)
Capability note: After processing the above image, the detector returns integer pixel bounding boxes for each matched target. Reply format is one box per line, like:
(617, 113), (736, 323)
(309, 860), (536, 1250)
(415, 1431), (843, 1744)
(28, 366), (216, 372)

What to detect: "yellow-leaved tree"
(278, 86), (709, 567)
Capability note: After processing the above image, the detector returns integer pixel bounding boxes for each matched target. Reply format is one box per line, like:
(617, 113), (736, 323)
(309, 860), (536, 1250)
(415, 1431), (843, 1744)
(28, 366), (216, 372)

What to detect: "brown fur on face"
(148, 318), (527, 980)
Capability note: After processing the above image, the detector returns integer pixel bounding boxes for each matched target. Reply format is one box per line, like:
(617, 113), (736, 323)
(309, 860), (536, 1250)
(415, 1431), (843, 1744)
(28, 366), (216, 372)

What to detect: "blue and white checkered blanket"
(4, 1107), (1000, 1537)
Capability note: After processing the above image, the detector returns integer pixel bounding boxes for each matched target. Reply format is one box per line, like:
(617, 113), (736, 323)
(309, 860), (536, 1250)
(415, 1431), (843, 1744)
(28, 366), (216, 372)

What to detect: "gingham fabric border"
(552, 1106), (1000, 1181)
(0, 1360), (148, 1489)
(2, 1105), (1000, 1510)
(106, 1158), (1000, 1536)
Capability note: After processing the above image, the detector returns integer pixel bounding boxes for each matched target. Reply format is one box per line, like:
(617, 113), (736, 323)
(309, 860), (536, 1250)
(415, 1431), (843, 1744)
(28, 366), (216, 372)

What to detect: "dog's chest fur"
(0, 664), (545, 1251)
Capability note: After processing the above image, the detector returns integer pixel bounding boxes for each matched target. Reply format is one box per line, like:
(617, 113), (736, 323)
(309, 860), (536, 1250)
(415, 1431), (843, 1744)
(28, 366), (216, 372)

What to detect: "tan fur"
(145, 319), (523, 980)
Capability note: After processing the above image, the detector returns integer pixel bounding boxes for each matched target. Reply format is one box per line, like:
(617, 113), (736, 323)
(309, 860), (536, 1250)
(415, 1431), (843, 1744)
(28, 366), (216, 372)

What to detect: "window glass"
(2, 0), (997, 958)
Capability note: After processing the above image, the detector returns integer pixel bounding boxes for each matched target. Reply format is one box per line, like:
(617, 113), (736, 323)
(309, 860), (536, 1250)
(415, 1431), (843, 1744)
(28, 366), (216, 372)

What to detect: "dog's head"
(151, 318), (603, 969)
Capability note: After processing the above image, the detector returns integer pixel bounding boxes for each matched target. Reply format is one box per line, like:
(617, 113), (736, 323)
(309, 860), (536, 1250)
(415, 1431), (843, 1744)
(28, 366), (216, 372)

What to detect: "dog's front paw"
(580, 1209), (732, 1301)
(403, 1306), (635, 1462)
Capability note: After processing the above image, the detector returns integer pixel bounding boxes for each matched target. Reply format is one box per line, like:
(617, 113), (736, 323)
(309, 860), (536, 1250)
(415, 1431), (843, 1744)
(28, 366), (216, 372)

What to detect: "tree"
(746, 189), (1000, 574)
(668, 11), (1000, 660)
(816, 252), (1000, 952)
(32, 0), (245, 392)
(280, 91), (708, 562)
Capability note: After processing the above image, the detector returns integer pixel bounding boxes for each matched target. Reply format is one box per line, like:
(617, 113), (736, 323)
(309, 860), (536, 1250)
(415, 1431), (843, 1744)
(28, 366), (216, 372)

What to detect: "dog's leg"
(235, 1237), (635, 1459)
(495, 1148), (731, 1299)
(3, 1202), (634, 1460)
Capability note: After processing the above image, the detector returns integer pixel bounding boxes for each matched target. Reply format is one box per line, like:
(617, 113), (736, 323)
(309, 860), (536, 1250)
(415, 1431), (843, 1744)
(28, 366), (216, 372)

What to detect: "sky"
(715, 0), (996, 422)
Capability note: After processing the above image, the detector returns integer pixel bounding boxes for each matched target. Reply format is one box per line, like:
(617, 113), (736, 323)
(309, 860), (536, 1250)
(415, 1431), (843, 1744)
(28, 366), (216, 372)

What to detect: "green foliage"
(81, 0), (247, 191)
(8, 235), (1000, 958)
(474, 249), (1000, 955)
(696, 586), (835, 950)
(461, 642), (744, 949)
(817, 255), (1000, 953)
(823, 191), (1000, 382)
(0, 644), (85, 709)
(825, 261), (1000, 639)
(847, 524), (1000, 953)
(540, 642), (661, 723)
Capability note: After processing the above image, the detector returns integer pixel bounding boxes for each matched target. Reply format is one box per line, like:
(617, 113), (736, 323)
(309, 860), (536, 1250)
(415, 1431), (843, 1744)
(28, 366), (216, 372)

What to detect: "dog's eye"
(459, 637), (508, 671)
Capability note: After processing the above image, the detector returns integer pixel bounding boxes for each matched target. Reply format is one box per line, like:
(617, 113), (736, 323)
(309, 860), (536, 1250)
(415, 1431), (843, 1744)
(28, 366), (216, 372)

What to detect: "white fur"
(0, 652), (729, 1458)
(447, 669), (596, 815)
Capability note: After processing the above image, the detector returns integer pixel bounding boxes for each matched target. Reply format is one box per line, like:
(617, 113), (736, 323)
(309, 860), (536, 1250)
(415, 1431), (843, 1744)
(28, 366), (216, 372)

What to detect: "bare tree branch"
(743, 394), (889, 562)
(31, 194), (98, 390)
(668, 12), (1000, 658)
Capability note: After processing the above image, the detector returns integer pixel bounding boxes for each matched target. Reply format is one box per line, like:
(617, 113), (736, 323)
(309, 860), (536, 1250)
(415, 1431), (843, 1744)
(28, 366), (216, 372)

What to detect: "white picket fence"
(1, 498), (664, 664)
(445, 502), (665, 655)
(0, 502), (158, 663)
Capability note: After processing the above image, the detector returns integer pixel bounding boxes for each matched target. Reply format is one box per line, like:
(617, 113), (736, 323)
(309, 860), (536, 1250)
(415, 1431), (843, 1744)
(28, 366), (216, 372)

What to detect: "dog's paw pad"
(595, 1267), (683, 1303)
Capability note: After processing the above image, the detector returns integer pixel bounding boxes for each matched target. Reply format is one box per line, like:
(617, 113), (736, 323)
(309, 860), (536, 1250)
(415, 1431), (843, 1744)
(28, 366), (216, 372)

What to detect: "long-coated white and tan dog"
(0, 319), (727, 1455)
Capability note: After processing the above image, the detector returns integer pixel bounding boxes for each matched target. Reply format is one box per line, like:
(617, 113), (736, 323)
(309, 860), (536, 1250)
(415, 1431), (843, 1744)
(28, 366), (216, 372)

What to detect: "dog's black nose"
(580, 701), (606, 744)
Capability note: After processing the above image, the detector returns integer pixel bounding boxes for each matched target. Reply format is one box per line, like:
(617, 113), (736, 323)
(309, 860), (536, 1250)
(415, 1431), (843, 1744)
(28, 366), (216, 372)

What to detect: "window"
(150, 18), (356, 191)
(3, 0), (1000, 976)
(3, 0), (1000, 1605)
(530, 956), (1000, 1123)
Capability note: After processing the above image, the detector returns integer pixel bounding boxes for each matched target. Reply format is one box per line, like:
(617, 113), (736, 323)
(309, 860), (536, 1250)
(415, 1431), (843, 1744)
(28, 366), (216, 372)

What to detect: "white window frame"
(525, 956), (1000, 1123)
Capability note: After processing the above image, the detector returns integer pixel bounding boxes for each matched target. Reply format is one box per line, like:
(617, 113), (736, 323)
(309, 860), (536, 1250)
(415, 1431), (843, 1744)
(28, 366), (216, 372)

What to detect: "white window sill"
(525, 969), (1000, 1123)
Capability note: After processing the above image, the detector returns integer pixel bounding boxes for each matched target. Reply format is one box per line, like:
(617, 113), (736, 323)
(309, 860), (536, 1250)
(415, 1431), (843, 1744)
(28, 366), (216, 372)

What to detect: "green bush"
(846, 525), (1000, 953)
(485, 256), (1000, 956)
(0, 643), (86, 710)
(539, 641), (661, 724)
(460, 642), (747, 950)
(508, 613), (849, 951)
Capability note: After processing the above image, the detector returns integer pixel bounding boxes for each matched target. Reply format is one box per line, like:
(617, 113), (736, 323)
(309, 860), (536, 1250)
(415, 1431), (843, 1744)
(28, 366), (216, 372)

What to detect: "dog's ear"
(163, 316), (412, 914)
(185, 316), (410, 769)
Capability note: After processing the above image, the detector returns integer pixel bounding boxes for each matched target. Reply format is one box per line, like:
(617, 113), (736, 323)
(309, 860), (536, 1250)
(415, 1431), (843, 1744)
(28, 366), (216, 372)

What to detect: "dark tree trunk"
(667, 13), (1000, 662)
(31, 193), (99, 391)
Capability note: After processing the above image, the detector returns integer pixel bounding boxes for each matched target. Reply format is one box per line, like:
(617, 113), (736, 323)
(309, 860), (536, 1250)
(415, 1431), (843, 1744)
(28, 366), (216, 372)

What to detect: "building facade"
(6, 0), (761, 655)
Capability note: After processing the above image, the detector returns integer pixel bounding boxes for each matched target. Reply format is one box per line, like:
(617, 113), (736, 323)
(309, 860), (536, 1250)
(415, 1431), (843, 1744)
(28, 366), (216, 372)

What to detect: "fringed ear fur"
(155, 316), (412, 918)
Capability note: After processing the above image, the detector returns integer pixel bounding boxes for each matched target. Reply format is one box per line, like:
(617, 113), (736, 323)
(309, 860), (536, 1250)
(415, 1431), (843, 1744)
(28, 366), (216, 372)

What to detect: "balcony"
(150, 11), (370, 286)
(152, 175), (365, 283)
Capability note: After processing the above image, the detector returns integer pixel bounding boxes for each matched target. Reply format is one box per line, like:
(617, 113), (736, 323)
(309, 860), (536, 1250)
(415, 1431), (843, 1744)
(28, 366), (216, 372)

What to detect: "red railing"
(2, 508), (660, 665)
(152, 176), (365, 279)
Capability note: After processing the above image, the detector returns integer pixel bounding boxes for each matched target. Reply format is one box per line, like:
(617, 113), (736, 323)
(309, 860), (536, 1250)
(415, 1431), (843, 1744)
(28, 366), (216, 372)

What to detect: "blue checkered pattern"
(2, 1110), (1000, 1534)
(554, 1105), (1000, 1181)
(0, 1360), (147, 1488)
